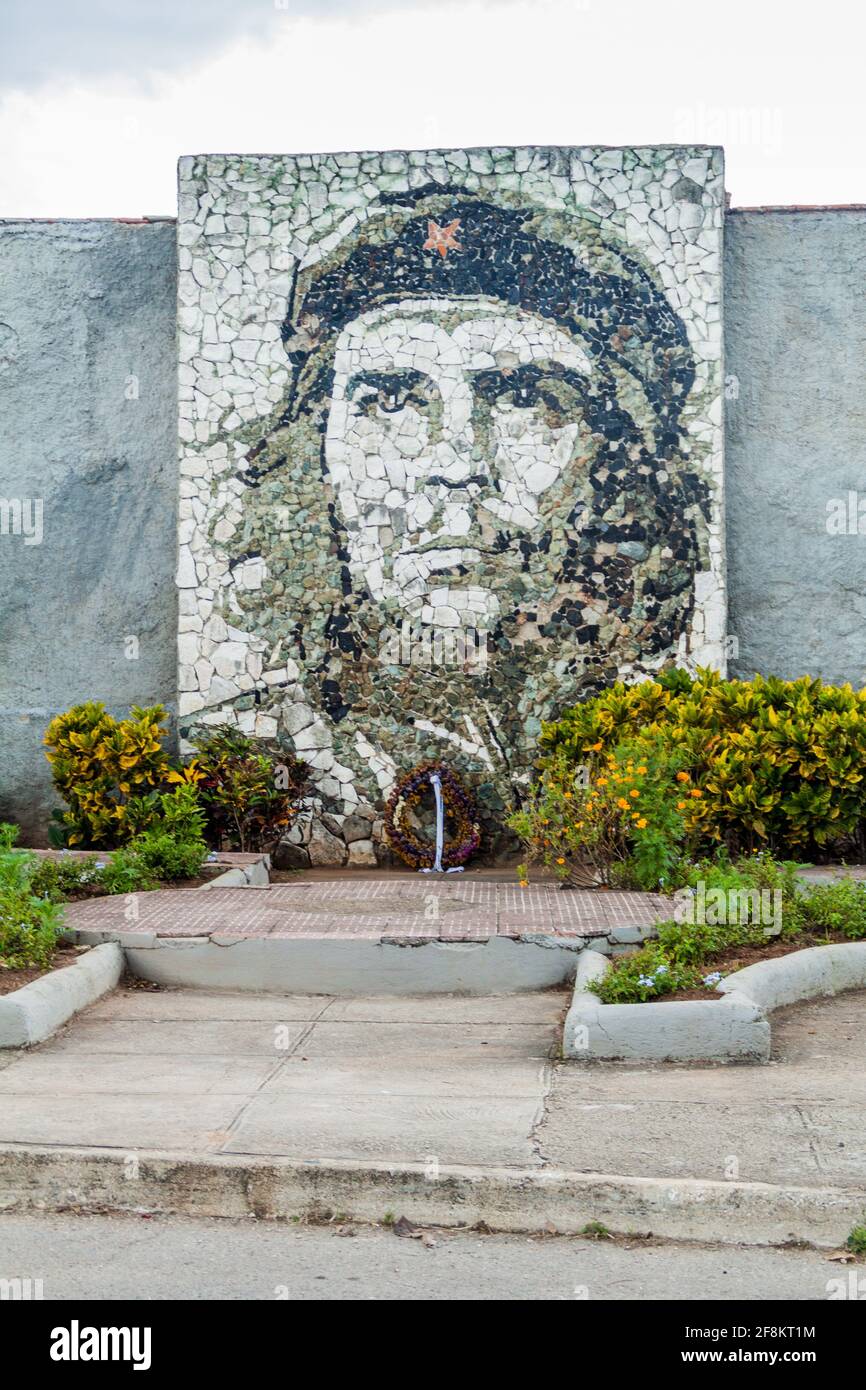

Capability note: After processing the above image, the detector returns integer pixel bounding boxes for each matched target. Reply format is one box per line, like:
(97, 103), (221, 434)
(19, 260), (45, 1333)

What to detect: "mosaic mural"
(176, 147), (725, 860)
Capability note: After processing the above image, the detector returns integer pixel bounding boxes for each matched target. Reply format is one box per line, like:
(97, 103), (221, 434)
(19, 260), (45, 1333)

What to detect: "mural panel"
(177, 147), (725, 848)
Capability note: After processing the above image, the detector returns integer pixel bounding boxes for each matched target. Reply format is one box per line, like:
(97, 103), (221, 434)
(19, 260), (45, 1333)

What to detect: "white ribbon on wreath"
(419, 771), (465, 875)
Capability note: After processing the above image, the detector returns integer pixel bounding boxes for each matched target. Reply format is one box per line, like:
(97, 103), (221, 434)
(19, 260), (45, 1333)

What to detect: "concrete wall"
(0, 219), (177, 842)
(2, 206), (866, 842)
(724, 209), (866, 685)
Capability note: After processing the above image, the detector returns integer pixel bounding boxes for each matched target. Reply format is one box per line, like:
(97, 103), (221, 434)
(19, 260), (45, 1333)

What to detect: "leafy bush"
(541, 669), (866, 857)
(28, 855), (112, 902)
(110, 785), (208, 883)
(0, 889), (63, 970)
(113, 833), (204, 884)
(44, 702), (171, 848)
(846, 1224), (866, 1256)
(590, 941), (700, 1003)
(0, 824), (64, 969)
(186, 728), (308, 852)
(590, 854), (866, 1002)
(509, 737), (689, 889)
(28, 851), (158, 899)
(796, 879), (866, 940)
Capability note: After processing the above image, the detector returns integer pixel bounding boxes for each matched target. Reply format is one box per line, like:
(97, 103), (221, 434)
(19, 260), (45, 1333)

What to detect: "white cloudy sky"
(0, 0), (863, 216)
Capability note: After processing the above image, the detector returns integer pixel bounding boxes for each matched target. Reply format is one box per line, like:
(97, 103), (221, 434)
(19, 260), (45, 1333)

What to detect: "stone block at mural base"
(175, 147), (726, 846)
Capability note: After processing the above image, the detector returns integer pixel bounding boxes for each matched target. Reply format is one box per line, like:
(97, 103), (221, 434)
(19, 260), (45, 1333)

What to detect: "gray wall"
(724, 209), (866, 684)
(3, 209), (866, 842)
(0, 220), (178, 842)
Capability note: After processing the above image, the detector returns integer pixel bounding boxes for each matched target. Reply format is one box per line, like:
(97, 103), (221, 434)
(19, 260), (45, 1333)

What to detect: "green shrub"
(541, 669), (866, 857)
(846, 1224), (866, 1256)
(0, 824), (64, 970)
(28, 856), (109, 902)
(797, 879), (866, 940)
(96, 854), (158, 894)
(114, 832), (205, 884)
(43, 702), (171, 848)
(589, 941), (700, 1003)
(0, 822), (36, 891)
(110, 786), (208, 883)
(591, 853), (804, 1003)
(188, 728), (308, 852)
(509, 737), (688, 890)
(0, 889), (63, 970)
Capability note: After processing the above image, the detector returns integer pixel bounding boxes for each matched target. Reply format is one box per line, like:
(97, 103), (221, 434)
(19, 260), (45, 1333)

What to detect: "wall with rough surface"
(724, 209), (866, 685)
(2, 200), (866, 846)
(0, 219), (177, 842)
(176, 147), (725, 857)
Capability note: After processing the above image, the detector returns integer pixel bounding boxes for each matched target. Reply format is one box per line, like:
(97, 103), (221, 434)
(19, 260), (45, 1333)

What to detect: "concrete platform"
(61, 879), (670, 994)
(62, 879), (668, 941)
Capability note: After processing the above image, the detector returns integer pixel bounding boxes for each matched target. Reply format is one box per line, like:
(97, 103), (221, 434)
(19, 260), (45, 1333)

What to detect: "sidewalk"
(0, 984), (864, 1246)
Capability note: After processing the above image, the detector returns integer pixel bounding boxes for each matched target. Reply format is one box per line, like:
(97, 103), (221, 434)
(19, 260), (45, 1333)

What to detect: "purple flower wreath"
(383, 762), (481, 871)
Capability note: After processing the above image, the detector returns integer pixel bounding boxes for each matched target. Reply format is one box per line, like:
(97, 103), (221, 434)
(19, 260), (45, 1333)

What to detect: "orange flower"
(589, 741), (603, 752)
(676, 771), (690, 783)
(636, 765), (647, 775)
(564, 791), (572, 799)
(630, 789), (639, 799)
(617, 797), (629, 810)
(519, 880), (529, 888)
(596, 776), (608, 786)
(556, 857), (566, 865)
(635, 817), (647, 829)
(690, 788), (702, 798)
(677, 800), (687, 810)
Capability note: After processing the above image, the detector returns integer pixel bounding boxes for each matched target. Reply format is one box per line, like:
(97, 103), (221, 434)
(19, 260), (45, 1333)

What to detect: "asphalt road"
(0, 1211), (851, 1301)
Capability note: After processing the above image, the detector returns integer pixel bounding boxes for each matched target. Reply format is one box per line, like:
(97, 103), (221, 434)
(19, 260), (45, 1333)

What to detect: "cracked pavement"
(0, 985), (863, 1190)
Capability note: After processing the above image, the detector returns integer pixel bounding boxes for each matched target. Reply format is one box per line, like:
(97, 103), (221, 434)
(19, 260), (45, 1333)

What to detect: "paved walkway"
(0, 987), (561, 1162)
(540, 990), (866, 1189)
(1, 984), (863, 1191)
(62, 879), (669, 941)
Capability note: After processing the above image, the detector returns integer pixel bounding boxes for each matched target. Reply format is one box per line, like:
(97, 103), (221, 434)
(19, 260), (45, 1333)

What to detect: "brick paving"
(62, 878), (670, 942)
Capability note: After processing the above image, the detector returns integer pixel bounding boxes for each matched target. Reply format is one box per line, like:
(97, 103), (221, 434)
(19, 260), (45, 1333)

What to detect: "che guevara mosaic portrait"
(176, 148), (725, 834)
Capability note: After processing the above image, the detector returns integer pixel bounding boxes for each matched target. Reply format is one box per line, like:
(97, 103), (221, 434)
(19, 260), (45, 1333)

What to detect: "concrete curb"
(563, 942), (866, 1063)
(121, 932), (588, 995)
(0, 944), (123, 1048)
(563, 952), (769, 1063)
(719, 941), (866, 1011)
(0, 1144), (863, 1248)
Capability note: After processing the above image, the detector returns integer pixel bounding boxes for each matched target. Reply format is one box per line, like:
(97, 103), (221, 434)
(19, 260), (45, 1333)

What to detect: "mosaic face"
(176, 150), (725, 845)
(326, 298), (594, 629)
